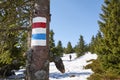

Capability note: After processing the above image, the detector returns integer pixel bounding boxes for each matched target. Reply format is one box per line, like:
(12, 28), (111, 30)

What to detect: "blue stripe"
(32, 34), (46, 40)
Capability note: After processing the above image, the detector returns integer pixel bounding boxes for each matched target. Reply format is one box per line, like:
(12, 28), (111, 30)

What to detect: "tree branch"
(0, 27), (31, 32)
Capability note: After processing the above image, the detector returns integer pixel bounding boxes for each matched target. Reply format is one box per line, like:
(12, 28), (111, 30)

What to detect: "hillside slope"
(49, 52), (97, 80)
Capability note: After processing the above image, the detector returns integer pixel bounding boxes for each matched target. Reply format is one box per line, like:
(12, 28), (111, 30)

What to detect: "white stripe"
(31, 40), (46, 46)
(33, 17), (46, 23)
(32, 28), (46, 34)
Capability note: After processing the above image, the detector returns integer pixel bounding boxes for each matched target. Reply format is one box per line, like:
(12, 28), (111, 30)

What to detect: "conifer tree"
(0, 0), (32, 77)
(49, 30), (61, 59)
(89, 31), (102, 53)
(75, 35), (86, 57)
(87, 0), (120, 79)
(98, 0), (120, 77)
(65, 42), (73, 54)
(89, 35), (95, 53)
(56, 40), (64, 56)
(49, 30), (56, 60)
(49, 30), (55, 50)
(94, 31), (103, 53)
(49, 30), (65, 73)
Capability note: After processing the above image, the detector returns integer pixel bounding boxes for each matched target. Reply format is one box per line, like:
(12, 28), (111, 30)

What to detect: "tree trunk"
(26, 0), (50, 80)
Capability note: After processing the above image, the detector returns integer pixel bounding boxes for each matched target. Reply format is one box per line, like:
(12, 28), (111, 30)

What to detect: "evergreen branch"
(0, 27), (31, 32)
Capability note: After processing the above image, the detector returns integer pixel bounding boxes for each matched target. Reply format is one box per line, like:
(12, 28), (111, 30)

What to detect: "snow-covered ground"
(49, 52), (97, 80)
(5, 52), (97, 80)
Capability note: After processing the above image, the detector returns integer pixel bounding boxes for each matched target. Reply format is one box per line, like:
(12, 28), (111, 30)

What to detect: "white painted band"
(33, 17), (46, 23)
(32, 28), (46, 34)
(31, 40), (46, 46)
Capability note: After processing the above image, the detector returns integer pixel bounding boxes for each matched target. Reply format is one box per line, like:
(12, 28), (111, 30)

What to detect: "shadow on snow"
(49, 71), (91, 79)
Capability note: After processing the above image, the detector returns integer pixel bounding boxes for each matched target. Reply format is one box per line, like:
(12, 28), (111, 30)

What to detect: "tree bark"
(26, 0), (50, 80)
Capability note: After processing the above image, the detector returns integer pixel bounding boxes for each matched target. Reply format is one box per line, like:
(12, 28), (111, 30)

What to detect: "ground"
(6, 52), (97, 80)
(49, 52), (97, 80)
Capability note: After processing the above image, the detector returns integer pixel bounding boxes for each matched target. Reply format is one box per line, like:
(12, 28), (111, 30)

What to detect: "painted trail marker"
(31, 17), (47, 46)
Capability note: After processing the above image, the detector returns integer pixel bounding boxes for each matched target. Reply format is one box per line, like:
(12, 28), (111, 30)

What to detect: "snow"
(15, 69), (26, 75)
(6, 52), (97, 80)
(7, 69), (25, 79)
(49, 52), (97, 80)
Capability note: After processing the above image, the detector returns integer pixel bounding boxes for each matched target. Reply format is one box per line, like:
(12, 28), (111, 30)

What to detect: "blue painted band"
(32, 34), (46, 40)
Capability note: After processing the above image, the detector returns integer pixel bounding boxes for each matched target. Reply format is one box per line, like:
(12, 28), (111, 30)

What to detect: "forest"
(0, 0), (120, 80)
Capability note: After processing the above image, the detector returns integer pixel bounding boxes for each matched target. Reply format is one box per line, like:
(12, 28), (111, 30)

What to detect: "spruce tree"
(49, 30), (61, 61)
(94, 31), (103, 53)
(56, 40), (64, 56)
(88, 0), (120, 79)
(49, 30), (55, 49)
(98, 0), (120, 76)
(49, 30), (56, 60)
(65, 42), (73, 54)
(0, 0), (32, 77)
(89, 35), (95, 53)
(75, 35), (86, 57)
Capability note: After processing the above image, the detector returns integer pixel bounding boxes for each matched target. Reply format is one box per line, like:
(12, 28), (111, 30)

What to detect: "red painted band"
(32, 22), (46, 28)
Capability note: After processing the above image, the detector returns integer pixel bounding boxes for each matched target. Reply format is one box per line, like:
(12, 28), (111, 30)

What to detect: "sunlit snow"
(7, 52), (97, 80)
(49, 52), (97, 80)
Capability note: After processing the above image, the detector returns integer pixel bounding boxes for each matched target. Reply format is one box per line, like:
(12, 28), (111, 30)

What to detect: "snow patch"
(4, 52), (97, 80)
(49, 52), (97, 80)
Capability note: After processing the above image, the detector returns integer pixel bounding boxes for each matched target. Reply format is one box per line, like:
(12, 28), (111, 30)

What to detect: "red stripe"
(32, 22), (46, 28)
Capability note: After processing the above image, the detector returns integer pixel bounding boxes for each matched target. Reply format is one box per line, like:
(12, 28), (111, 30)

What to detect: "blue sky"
(50, 0), (104, 47)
